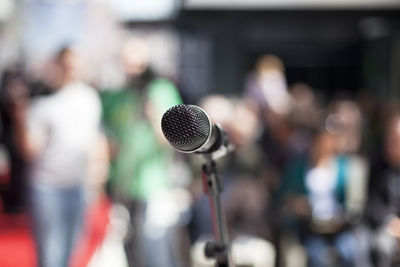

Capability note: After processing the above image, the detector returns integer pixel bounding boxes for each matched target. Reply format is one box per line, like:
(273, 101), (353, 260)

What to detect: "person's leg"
(30, 183), (65, 267)
(141, 196), (181, 267)
(123, 200), (146, 267)
(352, 225), (373, 267)
(304, 234), (331, 267)
(334, 231), (358, 267)
(61, 186), (86, 267)
(142, 224), (176, 267)
(374, 226), (398, 267)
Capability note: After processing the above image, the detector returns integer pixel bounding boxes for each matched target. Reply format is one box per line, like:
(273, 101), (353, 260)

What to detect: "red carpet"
(71, 196), (111, 267)
(0, 196), (110, 267)
(0, 214), (36, 267)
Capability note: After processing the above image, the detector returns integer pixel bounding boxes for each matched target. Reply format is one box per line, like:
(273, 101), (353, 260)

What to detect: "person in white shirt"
(9, 47), (101, 267)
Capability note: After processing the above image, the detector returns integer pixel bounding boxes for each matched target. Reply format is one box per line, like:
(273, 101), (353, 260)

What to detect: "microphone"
(162, 104), (233, 265)
(161, 104), (230, 154)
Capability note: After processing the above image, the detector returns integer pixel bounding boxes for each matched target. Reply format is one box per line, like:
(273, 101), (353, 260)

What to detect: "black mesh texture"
(161, 104), (211, 152)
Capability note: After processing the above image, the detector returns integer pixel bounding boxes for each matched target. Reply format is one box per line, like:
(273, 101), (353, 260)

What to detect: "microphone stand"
(201, 153), (234, 267)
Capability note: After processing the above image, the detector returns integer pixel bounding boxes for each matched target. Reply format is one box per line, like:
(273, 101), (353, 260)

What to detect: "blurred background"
(1, 0), (400, 267)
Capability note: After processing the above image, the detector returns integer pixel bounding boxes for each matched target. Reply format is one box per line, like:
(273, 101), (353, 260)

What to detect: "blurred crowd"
(1, 33), (400, 267)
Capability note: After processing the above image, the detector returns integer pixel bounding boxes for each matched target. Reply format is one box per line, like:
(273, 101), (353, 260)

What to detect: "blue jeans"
(304, 231), (358, 267)
(30, 183), (85, 267)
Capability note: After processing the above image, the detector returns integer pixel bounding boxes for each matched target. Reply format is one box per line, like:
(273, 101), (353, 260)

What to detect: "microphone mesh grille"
(161, 104), (211, 152)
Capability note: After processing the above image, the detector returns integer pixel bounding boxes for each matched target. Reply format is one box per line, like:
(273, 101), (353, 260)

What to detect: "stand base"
(205, 241), (229, 267)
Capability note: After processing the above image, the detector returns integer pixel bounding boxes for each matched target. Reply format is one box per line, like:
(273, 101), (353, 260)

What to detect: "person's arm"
(11, 100), (44, 162)
(5, 80), (43, 162)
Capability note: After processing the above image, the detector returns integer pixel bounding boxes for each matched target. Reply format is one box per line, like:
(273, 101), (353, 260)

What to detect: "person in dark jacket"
(368, 113), (400, 267)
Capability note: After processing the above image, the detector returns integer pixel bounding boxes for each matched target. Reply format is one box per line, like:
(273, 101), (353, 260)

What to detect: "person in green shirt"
(101, 37), (183, 267)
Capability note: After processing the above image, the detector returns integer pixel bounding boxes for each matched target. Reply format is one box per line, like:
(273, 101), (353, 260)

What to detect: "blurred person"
(289, 83), (319, 129)
(224, 99), (272, 239)
(244, 54), (292, 118)
(367, 111), (400, 267)
(100, 36), (184, 267)
(244, 55), (295, 175)
(0, 68), (29, 213)
(246, 67), (298, 265)
(328, 101), (363, 155)
(225, 177), (271, 241)
(8, 46), (101, 267)
(326, 100), (371, 267)
(288, 83), (321, 156)
(277, 82), (321, 267)
(278, 125), (362, 267)
(327, 101), (369, 220)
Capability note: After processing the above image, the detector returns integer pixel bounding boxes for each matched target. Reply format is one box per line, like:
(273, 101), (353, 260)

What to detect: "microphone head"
(161, 104), (212, 152)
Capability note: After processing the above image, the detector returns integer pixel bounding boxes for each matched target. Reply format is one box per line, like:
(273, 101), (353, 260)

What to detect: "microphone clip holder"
(196, 124), (234, 160)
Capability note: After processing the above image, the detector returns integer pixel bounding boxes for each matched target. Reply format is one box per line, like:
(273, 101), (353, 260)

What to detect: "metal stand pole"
(201, 155), (234, 267)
